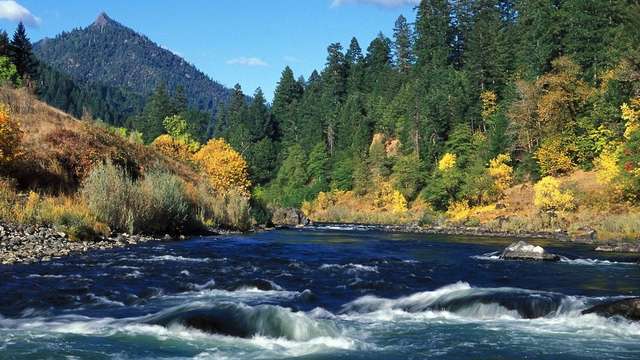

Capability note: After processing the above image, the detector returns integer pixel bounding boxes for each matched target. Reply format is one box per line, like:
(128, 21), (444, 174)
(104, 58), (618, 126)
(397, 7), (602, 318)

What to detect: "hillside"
(33, 12), (232, 119)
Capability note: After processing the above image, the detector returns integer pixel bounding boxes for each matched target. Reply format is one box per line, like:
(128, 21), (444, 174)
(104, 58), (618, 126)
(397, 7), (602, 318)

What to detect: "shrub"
(193, 138), (251, 197)
(0, 177), (16, 220)
(82, 162), (197, 234)
(192, 183), (251, 231)
(594, 148), (620, 185)
(139, 170), (196, 234)
(81, 161), (138, 233)
(535, 137), (574, 176)
(0, 103), (22, 166)
(488, 154), (513, 195)
(0, 56), (20, 86)
(152, 134), (195, 162)
(533, 176), (575, 213)
(39, 197), (109, 241)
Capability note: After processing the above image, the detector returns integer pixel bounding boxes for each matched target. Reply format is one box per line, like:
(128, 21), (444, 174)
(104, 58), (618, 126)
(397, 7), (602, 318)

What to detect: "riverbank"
(305, 222), (640, 253)
(0, 222), (164, 264)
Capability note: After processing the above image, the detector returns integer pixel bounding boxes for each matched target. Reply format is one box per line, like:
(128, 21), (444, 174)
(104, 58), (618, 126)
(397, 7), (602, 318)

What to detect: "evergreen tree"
(346, 37), (363, 64)
(272, 66), (303, 144)
(0, 31), (10, 58)
(9, 22), (37, 80)
(415, 0), (453, 70)
(393, 15), (414, 73)
(138, 82), (176, 142)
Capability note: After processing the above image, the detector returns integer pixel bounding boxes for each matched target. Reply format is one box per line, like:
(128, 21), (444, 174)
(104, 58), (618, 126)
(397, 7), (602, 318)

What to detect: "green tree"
(393, 15), (414, 74)
(0, 56), (20, 86)
(9, 22), (37, 80)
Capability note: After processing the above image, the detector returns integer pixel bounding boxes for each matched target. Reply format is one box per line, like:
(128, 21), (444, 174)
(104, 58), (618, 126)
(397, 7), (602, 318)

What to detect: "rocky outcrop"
(271, 208), (310, 227)
(595, 243), (640, 253)
(569, 226), (598, 244)
(582, 297), (640, 321)
(0, 222), (160, 265)
(499, 241), (560, 261)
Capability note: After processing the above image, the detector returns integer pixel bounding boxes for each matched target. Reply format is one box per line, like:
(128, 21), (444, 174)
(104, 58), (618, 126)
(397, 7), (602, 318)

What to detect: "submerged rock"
(500, 241), (560, 261)
(582, 297), (640, 321)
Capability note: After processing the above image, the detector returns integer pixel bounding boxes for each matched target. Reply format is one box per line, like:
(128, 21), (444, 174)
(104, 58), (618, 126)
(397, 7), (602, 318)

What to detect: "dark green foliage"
(9, 22), (37, 80)
(33, 13), (232, 117)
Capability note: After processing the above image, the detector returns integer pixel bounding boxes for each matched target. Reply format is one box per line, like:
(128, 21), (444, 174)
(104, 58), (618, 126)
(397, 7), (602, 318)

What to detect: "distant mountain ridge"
(33, 12), (232, 117)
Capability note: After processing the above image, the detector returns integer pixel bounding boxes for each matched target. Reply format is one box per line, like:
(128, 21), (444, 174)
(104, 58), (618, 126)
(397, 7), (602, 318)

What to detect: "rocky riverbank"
(0, 222), (165, 265)
(306, 222), (640, 252)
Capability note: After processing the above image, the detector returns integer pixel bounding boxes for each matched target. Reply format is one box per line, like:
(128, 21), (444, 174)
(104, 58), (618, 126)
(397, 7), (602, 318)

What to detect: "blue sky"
(0, 0), (417, 101)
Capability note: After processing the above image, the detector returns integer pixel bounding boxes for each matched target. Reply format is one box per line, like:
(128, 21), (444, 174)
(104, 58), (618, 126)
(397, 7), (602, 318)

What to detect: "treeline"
(0, 22), (146, 125)
(213, 0), (640, 211)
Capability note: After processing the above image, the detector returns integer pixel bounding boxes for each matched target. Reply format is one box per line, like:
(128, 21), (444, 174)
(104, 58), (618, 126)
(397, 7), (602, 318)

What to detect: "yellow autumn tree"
(594, 149), (620, 185)
(0, 103), (22, 166)
(535, 137), (574, 176)
(621, 97), (640, 139)
(480, 90), (497, 124)
(488, 154), (513, 195)
(193, 138), (251, 196)
(533, 176), (574, 213)
(152, 134), (195, 162)
(438, 153), (457, 172)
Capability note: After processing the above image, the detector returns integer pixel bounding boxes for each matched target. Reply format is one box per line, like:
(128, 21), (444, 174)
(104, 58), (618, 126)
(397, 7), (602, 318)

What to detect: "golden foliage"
(438, 153), (457, 172)
(480, 90), (497, 122)
(152, 134), (196, 162)
(535, 137), (573, 176)
(446, 201), (471, 223)
(594, 149), (620, 185)
(488, 154), (513, 195)
(373, 182), (408, 213)
(622, 97), (640, 139)
(533, 176), (574, 213)
(193, 138), (251, 196)
(0, 103), (22, 165)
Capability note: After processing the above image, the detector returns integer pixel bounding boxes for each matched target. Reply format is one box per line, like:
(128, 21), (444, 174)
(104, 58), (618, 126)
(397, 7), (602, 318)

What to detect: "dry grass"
(0, 86), (201, 192)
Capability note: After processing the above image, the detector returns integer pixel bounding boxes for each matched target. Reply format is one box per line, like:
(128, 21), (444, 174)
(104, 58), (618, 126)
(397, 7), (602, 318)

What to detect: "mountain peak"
(93, 12), (112, 28)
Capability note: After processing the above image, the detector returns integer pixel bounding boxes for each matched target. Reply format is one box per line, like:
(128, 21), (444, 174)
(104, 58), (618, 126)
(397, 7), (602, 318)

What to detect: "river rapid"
(1, 226), (639, 359)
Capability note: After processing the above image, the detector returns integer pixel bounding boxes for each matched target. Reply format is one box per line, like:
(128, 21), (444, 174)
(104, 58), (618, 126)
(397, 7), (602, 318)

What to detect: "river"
(1, 226), (639, 359)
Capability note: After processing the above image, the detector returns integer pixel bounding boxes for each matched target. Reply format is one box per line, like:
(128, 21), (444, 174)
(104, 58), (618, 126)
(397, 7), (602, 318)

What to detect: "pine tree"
(272, 66), (303, 144)
(393, 15), (414, 73)
(138, 82), (176, 142)
(346, 37), (363, 64)
(415, 0), (453, 70)
(9, 22), (37, 80)
(0, 31), (10, 58)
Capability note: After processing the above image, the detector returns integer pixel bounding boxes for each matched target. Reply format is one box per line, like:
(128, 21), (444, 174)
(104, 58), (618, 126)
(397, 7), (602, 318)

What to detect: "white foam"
(146, 255), (210, 263)
(559, 257), (637, 266)
(320, 263), (378, 273)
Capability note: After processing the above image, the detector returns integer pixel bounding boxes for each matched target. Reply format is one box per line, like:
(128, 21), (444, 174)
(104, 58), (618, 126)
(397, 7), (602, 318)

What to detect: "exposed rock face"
(582, 297), (640, 321)
(271, 208), (310, 227)
(499, 241), (560, 261)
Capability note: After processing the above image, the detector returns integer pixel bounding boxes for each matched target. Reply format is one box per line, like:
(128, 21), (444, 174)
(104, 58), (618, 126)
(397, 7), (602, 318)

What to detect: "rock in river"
(582, 297), (640, 321)
(500, 241), (560, 261)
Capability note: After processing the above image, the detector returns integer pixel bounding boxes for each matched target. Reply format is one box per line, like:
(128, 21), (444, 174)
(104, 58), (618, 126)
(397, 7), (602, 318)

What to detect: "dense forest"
(1, 0), (639, 234)
(208, 0), (640, 223)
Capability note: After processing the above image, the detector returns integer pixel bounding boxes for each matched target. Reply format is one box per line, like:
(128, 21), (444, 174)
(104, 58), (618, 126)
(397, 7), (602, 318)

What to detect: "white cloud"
(0, 1), (41, 26)
(226, 57), (269, 67)
(331, 0), (419, 8)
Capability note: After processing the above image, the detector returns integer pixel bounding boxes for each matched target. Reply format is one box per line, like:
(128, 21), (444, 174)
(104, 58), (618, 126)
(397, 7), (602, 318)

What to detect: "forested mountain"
(33, 12), (232, 122)
(213, 0), (640, 218)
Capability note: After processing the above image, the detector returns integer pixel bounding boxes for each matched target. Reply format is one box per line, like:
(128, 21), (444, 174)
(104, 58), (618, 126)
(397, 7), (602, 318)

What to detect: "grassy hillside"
(0, 87), (251, 240)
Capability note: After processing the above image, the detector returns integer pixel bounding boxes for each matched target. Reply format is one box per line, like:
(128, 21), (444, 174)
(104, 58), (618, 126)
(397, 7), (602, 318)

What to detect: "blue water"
(1, 226), (640, 359)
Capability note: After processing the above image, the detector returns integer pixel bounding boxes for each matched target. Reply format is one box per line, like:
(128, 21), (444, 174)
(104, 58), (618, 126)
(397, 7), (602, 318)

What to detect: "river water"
(1, 226), (639, 359)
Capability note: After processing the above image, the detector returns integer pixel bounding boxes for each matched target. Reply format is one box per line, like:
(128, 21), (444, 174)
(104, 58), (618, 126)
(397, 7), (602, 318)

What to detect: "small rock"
(500, 241), (560, 261)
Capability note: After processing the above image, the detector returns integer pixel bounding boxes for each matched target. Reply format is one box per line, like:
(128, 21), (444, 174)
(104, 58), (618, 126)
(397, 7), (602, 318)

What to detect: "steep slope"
(33, 12), (231, 117)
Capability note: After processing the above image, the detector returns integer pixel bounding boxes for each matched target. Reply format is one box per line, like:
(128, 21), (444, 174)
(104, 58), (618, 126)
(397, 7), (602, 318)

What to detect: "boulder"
(271, 208), (310, 227)
(500, 241), (560, 261)
(582, 297), (640, 321)
(570, 226), (597, 243)
(595, 243), (640, 253)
